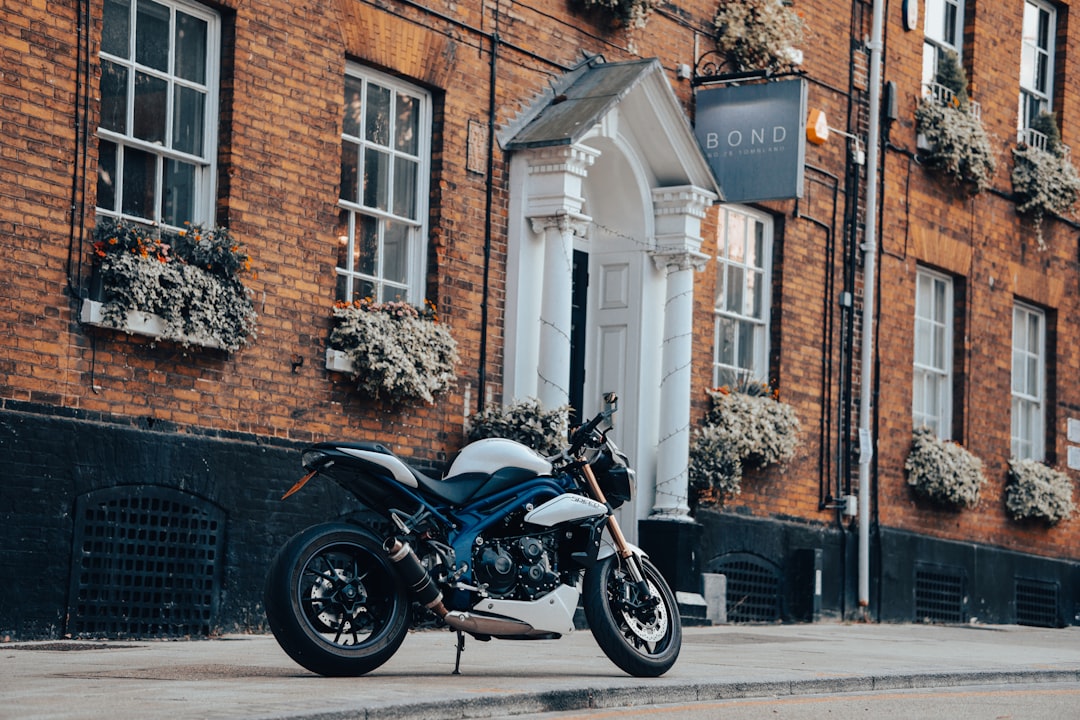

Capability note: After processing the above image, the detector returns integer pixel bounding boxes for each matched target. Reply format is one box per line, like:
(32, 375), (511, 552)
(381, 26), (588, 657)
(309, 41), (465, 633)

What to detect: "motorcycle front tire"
(264, 522), (410, 676)
(583, 553), (682, 677)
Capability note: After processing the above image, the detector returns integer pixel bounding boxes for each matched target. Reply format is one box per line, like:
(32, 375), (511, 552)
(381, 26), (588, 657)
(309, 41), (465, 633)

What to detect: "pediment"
(502, 56), (722, 198)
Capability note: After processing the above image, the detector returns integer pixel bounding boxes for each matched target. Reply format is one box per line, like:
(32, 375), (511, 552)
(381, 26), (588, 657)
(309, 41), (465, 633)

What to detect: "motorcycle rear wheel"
(264, 522), (409, 676)
(583, 554), (682, 677)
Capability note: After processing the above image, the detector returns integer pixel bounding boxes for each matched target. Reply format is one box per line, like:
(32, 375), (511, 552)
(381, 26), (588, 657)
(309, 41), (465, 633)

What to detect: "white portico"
(501, 56), (720, 537)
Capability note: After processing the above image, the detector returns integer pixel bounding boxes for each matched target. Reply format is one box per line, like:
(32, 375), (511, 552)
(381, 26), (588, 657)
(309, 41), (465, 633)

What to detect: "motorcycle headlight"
(590, 447), (634, 509)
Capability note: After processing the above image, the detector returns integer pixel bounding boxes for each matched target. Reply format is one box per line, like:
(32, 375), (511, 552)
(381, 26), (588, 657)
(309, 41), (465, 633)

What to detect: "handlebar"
(562, 392), (618, 460)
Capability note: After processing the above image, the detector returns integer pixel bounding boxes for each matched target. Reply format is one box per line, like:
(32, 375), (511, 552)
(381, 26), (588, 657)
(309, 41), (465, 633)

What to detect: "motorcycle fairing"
(467, 582), (580, 636)
(524, 494), (607, 526)
(446, 438), (553, 477)
(305, 440), (554, 507)
(339, 446), (417, 487)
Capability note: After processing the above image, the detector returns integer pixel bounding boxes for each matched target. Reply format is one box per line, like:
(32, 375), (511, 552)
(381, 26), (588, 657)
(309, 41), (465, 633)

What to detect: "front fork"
(581, 464), (656, 604)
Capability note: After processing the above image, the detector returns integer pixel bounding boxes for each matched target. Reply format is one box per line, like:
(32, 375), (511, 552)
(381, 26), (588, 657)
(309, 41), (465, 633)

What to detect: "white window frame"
(912, 268), (954, 438)
(1018, 0), (1056, 137)
(1011, 301), (1046, 460)
(922, 0), (965, 90)
(712, 205), (772, 386)
(96, 0), (221, 228)
(336, 63), (431, 305)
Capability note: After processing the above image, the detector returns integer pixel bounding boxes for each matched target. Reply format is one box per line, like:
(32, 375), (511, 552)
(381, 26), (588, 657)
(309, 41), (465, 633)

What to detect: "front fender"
(596, 537), (648, 562)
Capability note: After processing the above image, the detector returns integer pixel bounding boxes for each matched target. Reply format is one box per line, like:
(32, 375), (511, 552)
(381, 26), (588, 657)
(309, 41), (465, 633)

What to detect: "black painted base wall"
(0, 406), (361, 639)
(694, 508), (1080, 626)
(5, 405), (1078, 638)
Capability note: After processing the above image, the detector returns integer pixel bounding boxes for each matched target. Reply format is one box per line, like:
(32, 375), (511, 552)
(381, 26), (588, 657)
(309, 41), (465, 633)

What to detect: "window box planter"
(1011, 115), (1080, 246)
(81, 298), (225, 350)
(915, 82), (995, 193)
(85, 219), (257, 353)
(327, 299), (458, 404)
(325, 347), (354, 373)
(572, 0), (655, 29)
(1006, 458), (1076, 525)
(904, 426), (986, 509)
(713, 0), (805, 74)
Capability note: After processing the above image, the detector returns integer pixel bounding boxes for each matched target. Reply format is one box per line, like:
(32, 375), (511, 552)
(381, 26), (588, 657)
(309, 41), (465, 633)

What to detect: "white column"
(522, 145), (598, 410)
(649, 186), (716, 519)
(533, 213), (581, 409)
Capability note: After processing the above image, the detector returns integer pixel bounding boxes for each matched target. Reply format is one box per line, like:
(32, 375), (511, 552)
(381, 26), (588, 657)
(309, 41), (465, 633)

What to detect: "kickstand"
(452, 630), (465, 675)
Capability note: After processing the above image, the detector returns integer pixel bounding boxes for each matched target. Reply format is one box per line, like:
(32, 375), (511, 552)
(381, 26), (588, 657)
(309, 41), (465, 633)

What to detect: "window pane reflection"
(122, 146), (156, 219)
(135, 0), (170, 72)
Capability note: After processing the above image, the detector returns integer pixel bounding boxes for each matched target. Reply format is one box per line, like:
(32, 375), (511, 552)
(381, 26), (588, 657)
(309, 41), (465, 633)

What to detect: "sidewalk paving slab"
(2, 623), (1079, 720)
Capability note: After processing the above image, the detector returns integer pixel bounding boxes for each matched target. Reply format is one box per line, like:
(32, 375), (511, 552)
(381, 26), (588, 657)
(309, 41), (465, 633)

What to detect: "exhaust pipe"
(441, 610), (535, 636)
(384, 538), (536, 636)
(385, 538), (446, 614)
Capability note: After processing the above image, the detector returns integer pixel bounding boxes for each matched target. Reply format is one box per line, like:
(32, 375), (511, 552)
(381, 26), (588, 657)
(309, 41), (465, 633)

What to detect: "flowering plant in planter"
(689, 379), (800, 500)
(465, 397), (570, 457)
(328, 298), (458, 404)
(89, 218), (257, 352)
(904, 426), (986, 509)
(915, 51), (996, 193)
(1011, 112), (1080, 246)
(713, 0), (805, 74)
(572, 0), (654, 28)
(1005, 458), (1076, 525)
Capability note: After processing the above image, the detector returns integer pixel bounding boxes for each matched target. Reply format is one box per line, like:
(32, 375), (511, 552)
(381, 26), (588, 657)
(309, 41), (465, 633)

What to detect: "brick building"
(1, 0), (1077, 638)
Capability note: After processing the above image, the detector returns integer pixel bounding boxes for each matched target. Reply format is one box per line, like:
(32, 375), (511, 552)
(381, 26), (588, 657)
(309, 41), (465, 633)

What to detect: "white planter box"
(80, 299), (222, 350)
(325, 347), (356, 373)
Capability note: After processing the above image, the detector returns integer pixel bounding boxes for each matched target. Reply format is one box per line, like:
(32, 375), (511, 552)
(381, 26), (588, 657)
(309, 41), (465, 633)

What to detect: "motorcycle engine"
(472, 534), (560, 601)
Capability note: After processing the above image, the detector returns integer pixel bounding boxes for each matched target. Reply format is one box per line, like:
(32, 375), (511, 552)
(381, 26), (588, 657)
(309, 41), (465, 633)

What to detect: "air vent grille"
(914, 565), (965, 624)
(68, 487), (223, 638)
(1015, 578), (1060, 628)
(713, 554), (781, 623)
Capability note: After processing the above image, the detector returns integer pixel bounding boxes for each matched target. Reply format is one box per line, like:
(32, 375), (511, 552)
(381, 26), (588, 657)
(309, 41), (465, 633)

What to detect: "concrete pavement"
(3, 622), (1080, 720)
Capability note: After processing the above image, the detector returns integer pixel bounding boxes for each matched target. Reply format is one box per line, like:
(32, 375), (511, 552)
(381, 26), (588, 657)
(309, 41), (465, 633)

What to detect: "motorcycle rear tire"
(583, 554), (682, 677)
(264, 522), (410, 676)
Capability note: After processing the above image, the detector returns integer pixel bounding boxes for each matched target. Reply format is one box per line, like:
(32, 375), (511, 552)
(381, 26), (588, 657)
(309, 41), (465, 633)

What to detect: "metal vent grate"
(713, 554), (781, 623)
(1015, 578), (1060, 628)
(914, 565), (965, 624)
(68, 486), (224, 638)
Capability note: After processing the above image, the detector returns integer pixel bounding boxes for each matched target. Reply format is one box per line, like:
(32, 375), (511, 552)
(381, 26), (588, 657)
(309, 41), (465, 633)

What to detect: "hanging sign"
(694, 79), (807, 203)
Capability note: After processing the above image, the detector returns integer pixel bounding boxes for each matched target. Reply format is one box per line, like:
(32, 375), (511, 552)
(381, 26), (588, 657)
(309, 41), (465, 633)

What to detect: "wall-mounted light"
(806, 108), (865, 165)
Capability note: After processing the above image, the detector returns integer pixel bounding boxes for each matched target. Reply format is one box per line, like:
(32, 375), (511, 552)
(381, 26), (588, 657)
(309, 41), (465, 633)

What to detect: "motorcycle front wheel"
(583, 553), (682, 677)
(264, 522), (410, 676)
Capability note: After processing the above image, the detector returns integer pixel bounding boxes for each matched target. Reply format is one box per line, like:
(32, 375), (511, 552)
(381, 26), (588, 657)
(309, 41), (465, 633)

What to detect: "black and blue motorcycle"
(264, 394), (682, 677)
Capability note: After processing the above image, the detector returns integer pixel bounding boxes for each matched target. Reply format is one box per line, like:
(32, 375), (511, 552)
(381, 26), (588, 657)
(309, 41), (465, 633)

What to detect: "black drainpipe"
(477, 4), (500, 414)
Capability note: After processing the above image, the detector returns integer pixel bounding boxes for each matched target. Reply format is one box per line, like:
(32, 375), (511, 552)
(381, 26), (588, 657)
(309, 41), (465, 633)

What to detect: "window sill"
(80, 299), (224, 350)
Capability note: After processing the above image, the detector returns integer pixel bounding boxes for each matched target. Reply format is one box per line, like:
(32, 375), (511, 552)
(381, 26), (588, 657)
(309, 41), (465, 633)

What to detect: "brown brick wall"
(2, 0), (1077, 563)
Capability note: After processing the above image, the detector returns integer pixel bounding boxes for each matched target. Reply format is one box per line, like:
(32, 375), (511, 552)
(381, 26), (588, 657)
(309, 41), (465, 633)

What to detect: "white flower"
(714, 0), (806, 74)
(330, 301), (458, 404)
(1011, 144), (1080, 247)
(689, 386), (800, 500)
(97, 249), (256, 352)
(465, 398), (570, 456)
(573, 0), (655, 29)
(915, 98), (997, 193)
(904, 427), (986, 509)
(1006, 458), (1076, 524)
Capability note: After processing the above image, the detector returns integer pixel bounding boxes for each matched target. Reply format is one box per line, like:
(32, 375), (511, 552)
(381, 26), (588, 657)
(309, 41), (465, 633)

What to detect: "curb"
(280, 669), (1080, 720)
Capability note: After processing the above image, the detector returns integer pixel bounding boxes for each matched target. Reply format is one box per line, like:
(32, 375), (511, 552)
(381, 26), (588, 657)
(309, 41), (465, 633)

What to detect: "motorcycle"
(264, 393), (682, 678)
